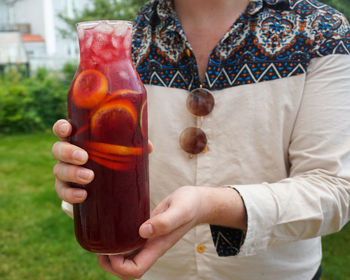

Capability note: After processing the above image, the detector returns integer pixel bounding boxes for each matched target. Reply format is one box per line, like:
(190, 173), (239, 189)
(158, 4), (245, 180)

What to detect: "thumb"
(139, 204), (191, 239)
(53, 119), (72, 140)
(148, 140), (153, 153)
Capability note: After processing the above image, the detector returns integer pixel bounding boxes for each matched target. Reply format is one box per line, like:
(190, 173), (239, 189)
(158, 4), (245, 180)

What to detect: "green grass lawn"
(0, 132), (349, 279)
(0, 132), (116, 280)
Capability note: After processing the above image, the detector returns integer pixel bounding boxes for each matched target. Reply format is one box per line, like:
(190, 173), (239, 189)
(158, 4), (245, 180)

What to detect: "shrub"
(0, 64), (74, 134)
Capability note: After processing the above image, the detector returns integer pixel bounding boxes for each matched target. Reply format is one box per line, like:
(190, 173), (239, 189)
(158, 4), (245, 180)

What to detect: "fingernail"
(59, 123), (69, 135)
(140, 223), (153, 237)
(73, 189), (86, 198)
(73, 150), (87, 162)
(77, 169), (93, 181)
(147, 224), (154, 235)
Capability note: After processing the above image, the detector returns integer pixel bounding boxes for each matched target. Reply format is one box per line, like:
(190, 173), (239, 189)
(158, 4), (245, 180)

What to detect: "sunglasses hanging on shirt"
(179, 86), (215, 155)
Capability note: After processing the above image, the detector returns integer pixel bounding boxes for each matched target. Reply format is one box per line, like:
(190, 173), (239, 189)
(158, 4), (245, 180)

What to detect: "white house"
(0, 0), (90, 71)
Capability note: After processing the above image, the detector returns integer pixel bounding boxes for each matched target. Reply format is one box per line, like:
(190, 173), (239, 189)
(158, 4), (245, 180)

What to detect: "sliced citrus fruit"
(112, 89), (139, 96)
(88, 149), (133, 163)
(72, 69), (108, 109)
(140, 100), (148, 138)
(85, 141), (144, 156)
(90, 99), (138, 144)
(89, 154), (135, 171)
(100, 89), (140, 106)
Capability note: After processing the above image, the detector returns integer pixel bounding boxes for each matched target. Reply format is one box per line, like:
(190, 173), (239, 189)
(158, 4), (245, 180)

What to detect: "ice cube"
(114, 22), (130, 37)
(78, 28), (85, 40)
(111, 36), (119, 49)
(119, 70), (129, 80)
(91, 41), (102, 54)
(95, 32), (109, 46)
(95, 21), (114, 34)
(85, 34), (93, 49)
(91, 54), (104, 66)
(100, 50), (113, 61)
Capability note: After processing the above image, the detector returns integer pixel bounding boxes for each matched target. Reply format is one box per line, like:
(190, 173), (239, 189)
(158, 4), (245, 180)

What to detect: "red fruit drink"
(67, 20), (149, 254)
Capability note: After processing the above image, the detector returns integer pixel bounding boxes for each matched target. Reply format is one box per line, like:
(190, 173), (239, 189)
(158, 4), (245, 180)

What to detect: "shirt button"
(197, 244), (205, 253)
(201, 145), (209, 154)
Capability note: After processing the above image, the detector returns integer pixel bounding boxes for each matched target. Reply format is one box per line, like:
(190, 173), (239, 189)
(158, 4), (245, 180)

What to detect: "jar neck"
(77, 20), (133, 67)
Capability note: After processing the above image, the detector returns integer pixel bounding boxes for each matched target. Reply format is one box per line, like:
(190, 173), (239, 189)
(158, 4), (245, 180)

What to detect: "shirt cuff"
(209, 186), (248, 257)
(210, 225), (247, 256)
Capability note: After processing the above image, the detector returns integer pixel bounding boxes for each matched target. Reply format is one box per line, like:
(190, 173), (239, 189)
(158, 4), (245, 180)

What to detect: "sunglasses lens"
(187, 88), (215, 117)
(179, 127), (207, 154)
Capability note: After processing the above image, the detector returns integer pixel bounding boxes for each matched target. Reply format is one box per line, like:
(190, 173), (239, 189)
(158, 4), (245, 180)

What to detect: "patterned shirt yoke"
(133, 0), (350, 90)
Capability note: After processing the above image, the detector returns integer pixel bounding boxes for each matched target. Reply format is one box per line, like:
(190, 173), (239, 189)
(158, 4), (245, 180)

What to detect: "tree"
(59, 0), (147, 38)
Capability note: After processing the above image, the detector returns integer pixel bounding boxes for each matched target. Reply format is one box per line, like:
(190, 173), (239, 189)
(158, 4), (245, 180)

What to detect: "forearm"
(198, 186), (247, 230)
(238, 171), (350, 237)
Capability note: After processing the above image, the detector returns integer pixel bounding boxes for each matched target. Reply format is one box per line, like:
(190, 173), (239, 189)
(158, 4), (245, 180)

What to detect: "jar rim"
(76, 20), (132, 29)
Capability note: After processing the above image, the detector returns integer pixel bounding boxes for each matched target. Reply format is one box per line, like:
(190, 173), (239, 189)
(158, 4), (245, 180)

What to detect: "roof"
(21, 34), (45, 43)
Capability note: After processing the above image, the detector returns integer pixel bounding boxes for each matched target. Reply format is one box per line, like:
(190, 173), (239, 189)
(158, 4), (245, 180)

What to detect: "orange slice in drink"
(90, 99), (138, 144)
(72, 69), (108, 109)
(88, 149), (133, 162)
(85, 141), (143, 171)
(140, 100), (148, 138)
(100, 89), (140, 105)
(89, 154), (135, 171)
(112, 89), (139, 96)
(85, 142), (144, 156)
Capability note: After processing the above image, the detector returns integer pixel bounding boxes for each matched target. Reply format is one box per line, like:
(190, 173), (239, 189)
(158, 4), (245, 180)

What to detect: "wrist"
(198, 186), (247, 230)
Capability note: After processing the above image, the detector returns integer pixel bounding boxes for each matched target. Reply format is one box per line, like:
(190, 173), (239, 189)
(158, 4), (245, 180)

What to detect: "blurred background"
(0, 0), (349, 279)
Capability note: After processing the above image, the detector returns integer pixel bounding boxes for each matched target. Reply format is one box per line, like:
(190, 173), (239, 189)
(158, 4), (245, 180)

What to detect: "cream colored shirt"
(141, 54), (350, 280)
(62, 0), (350, 279)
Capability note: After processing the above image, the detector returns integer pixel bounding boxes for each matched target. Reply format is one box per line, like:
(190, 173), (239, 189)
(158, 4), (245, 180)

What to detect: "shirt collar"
(152, 0), (186, 38)
(246, 0), (291, 15)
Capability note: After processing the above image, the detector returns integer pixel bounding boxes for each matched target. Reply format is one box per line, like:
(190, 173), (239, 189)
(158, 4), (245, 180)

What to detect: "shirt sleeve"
(229, 54), (350, 256)
(61, 200), (74, 219)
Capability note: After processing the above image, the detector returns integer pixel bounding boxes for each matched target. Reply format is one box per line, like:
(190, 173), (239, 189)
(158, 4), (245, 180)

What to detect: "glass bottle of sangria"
(67, 20), (149, 255)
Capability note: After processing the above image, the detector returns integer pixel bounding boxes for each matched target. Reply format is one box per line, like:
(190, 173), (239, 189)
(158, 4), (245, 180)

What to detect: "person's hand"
(52, 119), (92, 204)
(52, 119), (154, 205)
(98, 186), (208, 280)
(97, 185), (246, 280)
